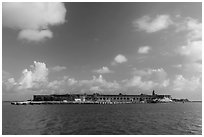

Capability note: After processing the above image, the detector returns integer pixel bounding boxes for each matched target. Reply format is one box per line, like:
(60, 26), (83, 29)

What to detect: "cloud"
(3, 61), (121, 95)
(2, 70), (12, 82)
(47, 75), (120, 94)
(183, 62), (201, 74)
(138, 46), (151, 54)
(51, 65), (67, 72)
(3, 61), (49, 92)
(4, 78), (18, 90)
(132, 68), (167, 81)
(124, 67), (169, 90)
(125, 76), (158, 90)
(18, 61), (49, 89)
(176, 17), (201, 61)
(18, 29), (53, 42)
(186, 18), (202, 41)
(89, 86), (102, 92)
(175, 17), (202, 75)
(93, 66), (113, 74)
(133, 14), (173, 33)
(173, 75), (201, 92)
(175, 17), (201, 41)
(79, 75), (120, 93)
(162, 79), (169, 87)
(112, 54), (127, 65)
(47, 76), (78, 94)
(3, 2), (66, 42)
(177, 40), (201, 62)
(172, 64), (182, 68)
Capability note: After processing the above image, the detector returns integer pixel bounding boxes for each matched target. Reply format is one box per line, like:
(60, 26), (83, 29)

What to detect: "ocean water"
(2, 102), (202, 135)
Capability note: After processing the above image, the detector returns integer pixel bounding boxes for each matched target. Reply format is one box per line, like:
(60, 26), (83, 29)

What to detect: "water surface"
(2, 102), (202, 135)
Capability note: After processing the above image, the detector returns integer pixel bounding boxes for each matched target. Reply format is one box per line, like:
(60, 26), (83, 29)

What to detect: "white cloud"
(3, 70), (12, 82)
(178, 40), (202, 62)
(94, 66), (113, 74)
(18, 61), (48, 89)
(67, 78), (78, 86)
(138, 46), (151, 54)
(4, 78), (18, 90)
(172, 64), (182, 68)
(175, 17), (202, 76)
(125, 76), (158, 90)
(18, 29), (53, 42)
(8, 78), (17, 85)
(112, 54), (127, 65)
(162, 79), (169, 87)
(125, 68), (169, 90)
(3, 62), (121, 95)
(173, 75), (201, 92)
(133, 68), (167, 81)
(3, 61), (49, 91)
(175, 17), (201, 41)
(133, 14), (173, 33)
(47, 76), (78, 91)
(3, 2), (66, 42)
(79, 75), (120, 93)
(48, 74), (120, 94)
(52, 65), (67, 72)
(132, 68), (151, 76)
(183, 62), (202, 74)
(171, 17), (202, 79)
(176, 17), (201, 61)
(89, 86), (102, 92)
(186, 18), (202, 41)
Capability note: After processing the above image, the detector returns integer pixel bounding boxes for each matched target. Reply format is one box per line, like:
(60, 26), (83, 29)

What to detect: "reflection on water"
(2, 102), (202, 135)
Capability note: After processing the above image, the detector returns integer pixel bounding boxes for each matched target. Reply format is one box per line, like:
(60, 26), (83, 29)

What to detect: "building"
(33, 91), (171, 103)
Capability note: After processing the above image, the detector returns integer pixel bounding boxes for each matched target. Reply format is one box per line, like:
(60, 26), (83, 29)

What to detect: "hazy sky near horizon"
(2, 2), (202, 101)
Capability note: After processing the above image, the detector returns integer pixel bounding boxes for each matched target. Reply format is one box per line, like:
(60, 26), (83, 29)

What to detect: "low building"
(33, 91), (171, 103)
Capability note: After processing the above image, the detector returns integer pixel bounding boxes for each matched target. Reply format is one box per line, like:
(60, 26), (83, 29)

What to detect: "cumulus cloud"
(177, 40), (201, 62)
(133, 14), (173, 33)
(173, 75), (201, 92)
(51, 65), (67, 72)
(175, 17), (202, 41)
(3, 61), (121, 95)
(138, 46), (151, 54)
(125, 76), (158, 90)
(4, 61), (48, 90)
(183, 62), (202, 74)
(124, 67), (169, 90)
(186, 18), (202, 41)
(47, 75), (121, 94)
(18, 29), (53, 42)
(172, 64), (182, 68)
(93, 66), (113, 74)
(3, 2), (66, 42)
(162, 79), (169, 87)
(132, 68), (167, 82)
(176, 17), (202, 75)
(112, 54), (127, 65)
(3, 61), (49, 93)
(3, 70), (12, 82)
(89, 86), (102, 92)
(47, 76), (78, 94)
(176, 17), (201, 59)
(79, 75), (120, 94)
(18, 61), (49, 89)
(4, 78), (18, 90)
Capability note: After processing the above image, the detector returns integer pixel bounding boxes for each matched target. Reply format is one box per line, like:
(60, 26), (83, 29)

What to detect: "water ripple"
(3, 102), (202, 135)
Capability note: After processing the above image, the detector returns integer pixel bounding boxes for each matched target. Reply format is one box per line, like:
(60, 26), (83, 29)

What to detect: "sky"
(2, 2), (202, 101)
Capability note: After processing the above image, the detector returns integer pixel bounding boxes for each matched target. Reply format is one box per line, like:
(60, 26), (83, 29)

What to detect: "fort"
(33, 90), (171, 103)
(11, 90), (173, 105)
(33, 91), (171, 103)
